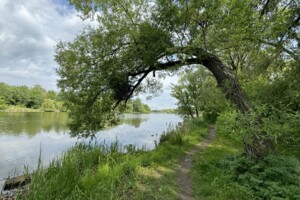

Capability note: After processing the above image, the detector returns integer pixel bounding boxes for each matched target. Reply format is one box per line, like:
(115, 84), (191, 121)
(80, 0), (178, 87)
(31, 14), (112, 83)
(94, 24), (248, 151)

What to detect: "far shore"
(0, 106), (63, 113)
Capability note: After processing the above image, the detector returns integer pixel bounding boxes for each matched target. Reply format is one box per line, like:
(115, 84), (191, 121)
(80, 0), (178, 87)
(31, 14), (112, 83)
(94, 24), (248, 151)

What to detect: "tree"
(132, 98), (144, 113)
(42, 99), (57, 112)
(143, 104), (151, 113)
(56, 0), (299, 157)
(117, 98), (150, 113)
(45, 90), (58, 101)
(0, 82), (13, 105)
(0, 97), (7, 110)
(26, 85), (46, 109)
(171, 68), (227, 121)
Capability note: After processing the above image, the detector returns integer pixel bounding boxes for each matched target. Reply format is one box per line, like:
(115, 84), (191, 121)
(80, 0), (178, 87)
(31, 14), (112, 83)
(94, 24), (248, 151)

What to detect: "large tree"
(171, 68), (227, 120)
(56, 0), (299, 157)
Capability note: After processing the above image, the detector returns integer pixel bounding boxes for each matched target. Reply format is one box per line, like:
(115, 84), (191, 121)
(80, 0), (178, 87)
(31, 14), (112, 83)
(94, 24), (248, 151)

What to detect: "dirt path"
(177, 125), (216, 200)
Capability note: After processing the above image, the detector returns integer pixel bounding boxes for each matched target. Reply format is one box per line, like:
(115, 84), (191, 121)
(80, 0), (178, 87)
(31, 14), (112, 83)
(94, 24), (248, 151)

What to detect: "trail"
(177, 125), (216, 200)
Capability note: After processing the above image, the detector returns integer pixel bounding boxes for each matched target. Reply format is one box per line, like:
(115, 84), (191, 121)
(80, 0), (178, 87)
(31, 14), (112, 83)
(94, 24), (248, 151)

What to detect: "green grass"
(21, 119), (209, 200)
(2, 105), (41, 112)
(191, 133), (254, 200)
(17, 114), (300, 199)
(192, 116), (300, 200)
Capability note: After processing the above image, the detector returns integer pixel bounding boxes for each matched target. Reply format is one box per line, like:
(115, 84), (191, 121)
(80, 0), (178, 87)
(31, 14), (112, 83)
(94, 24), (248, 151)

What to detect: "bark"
(195, 50), (252, 113)
(185, 94), (195, 119)
(195, 107), (199, 118)
(128, 47), (273, 158)
(192, 49), (273, 158)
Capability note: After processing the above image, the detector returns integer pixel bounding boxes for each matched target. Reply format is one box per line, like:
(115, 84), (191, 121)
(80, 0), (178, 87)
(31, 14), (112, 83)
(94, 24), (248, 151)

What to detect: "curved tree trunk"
(194, 49), (273, 158)
(131, 47), (273, 158)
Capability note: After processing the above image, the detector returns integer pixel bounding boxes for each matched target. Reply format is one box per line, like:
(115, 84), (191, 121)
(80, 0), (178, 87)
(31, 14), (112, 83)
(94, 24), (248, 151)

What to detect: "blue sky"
(0, 0), (177, 109)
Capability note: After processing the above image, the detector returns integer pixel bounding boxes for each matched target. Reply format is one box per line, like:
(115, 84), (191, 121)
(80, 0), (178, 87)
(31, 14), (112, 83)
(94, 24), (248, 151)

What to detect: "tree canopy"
(56, 0), (299, 156)
(171, 68), (227, 121)
(0, 82), (65, 111)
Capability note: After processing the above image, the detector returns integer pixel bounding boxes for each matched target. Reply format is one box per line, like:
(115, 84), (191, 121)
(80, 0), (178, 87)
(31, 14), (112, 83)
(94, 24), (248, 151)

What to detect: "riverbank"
(1, 106), (41, 112)
(0, 105), (64, 113)
(3, 117), (299, 199)
(0, 105), (169, 114)
(10, 119), (207, 199)
(191, 117), (300, 200)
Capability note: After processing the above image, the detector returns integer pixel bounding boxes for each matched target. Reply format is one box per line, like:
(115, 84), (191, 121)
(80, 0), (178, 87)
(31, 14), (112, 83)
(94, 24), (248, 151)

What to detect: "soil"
(177, 125), (216, 200)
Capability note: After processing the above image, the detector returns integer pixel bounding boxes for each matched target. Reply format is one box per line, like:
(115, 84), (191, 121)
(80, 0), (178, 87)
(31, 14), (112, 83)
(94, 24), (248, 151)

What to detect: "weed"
(22, 119), (208, 200)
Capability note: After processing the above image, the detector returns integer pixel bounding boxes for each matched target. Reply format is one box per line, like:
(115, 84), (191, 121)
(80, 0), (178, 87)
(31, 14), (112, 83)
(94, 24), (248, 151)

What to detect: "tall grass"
(191, 112), (300, 200)
(22, 118), (208, 200)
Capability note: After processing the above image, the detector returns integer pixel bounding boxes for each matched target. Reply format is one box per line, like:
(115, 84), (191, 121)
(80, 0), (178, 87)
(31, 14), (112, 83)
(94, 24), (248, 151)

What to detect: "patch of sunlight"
(138, 167), (162, 179)
(138, 166), (174, 180)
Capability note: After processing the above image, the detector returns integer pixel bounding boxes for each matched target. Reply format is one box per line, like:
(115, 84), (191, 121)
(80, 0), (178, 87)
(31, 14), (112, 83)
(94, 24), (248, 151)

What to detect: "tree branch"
(260, 0), (271, 19)
(126, 71), (151, 103)
(260, 39), (299, 60)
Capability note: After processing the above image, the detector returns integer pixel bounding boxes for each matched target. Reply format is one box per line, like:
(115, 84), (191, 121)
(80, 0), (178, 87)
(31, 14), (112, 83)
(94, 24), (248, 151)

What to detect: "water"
(0, 112), (182, 189)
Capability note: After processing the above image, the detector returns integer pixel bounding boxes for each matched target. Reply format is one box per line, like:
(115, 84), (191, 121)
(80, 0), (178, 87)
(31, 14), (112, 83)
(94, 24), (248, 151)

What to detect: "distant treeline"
(0, 83), (152, 113)
(0, 82), (65, 112)
(151, 109), (177, 114)
(118, 98), (151, 114)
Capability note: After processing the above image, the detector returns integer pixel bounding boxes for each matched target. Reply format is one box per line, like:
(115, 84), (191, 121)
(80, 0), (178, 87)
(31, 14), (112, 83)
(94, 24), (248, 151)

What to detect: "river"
(0, 112), (182, 189)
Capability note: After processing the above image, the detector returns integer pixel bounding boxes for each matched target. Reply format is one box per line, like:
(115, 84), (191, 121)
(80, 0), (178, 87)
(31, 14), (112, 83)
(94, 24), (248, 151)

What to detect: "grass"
(191, 115), (300, 200)
(2, 105), (41, 112)
(21, 119), (209, 200)
(19, 114), (300, 199)
(191, 133), (255, 200)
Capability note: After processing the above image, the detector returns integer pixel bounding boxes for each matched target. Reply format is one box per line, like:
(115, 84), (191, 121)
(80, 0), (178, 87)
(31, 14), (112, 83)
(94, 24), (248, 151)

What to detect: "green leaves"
(171, 68), (227, 119)
(56, 0), (300, 137)
(220, 154), (300, 199)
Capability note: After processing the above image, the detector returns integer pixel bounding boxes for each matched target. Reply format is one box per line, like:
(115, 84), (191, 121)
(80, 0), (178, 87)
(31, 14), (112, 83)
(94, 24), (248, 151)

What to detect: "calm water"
(0, 112), (182, 189)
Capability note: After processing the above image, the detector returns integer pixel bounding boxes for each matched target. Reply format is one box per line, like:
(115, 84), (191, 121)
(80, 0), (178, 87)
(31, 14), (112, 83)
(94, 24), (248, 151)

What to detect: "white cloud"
(0, 0), (89, 90)
(139, 75), (179, 110)
(0, 0), (178, 109)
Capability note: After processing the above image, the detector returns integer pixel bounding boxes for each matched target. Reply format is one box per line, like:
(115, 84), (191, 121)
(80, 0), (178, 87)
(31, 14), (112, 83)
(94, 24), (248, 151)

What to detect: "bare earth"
(177, 125), (216, 200)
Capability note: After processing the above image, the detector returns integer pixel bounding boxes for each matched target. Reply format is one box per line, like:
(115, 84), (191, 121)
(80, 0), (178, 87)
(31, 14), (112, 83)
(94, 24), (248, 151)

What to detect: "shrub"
(219, 154), (300, 200)
(0, 97), (7, 110)
(203, 109), (220, 123)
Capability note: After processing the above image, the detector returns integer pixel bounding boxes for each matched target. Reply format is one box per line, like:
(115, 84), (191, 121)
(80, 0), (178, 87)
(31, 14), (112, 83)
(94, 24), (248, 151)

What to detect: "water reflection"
(0, 112), (69, 136)
(0, 113), (182, 190)
(120, 115), (147, 128)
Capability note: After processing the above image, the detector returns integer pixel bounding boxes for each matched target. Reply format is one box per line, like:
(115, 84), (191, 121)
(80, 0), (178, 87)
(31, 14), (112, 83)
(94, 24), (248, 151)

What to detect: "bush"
(0, 97), (7, 110)
(203, 109), (220, 123)
(216, 110), (242, 137)
(219, 154), (300, 200)
(0, 103), (7, 110)
(159, 123), (185, 146)
(159, 130), (184, 145)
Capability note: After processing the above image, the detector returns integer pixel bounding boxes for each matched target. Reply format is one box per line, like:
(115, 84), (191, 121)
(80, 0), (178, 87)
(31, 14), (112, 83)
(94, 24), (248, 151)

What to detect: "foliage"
(118, 98), (151, 114)
(0, 97), (7, 110)
(245, 61), (300, 112)
(192, 115), (300, 200)
(0, 82), (65, 111)
(42, 99), (59, 112)
(55, 0), (299, 138)
(151, 109), (177, 114)
(192, 125), (300, 200)
(192, 126), (253, 200)
(45, 90), (58, 101)
(217, 107), (300, 156)
(219, 154), (300, 200)
(171, 68), (227, 120)
(211, 111), (300, 199)
(202, 108), (220, 124)
(26, 85), (46, 109)
(216, 110), (241, 137)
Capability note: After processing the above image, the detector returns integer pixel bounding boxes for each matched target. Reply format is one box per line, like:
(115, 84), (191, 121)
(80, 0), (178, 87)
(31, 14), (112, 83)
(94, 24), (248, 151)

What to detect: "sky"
(0, 0), (178, 110)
